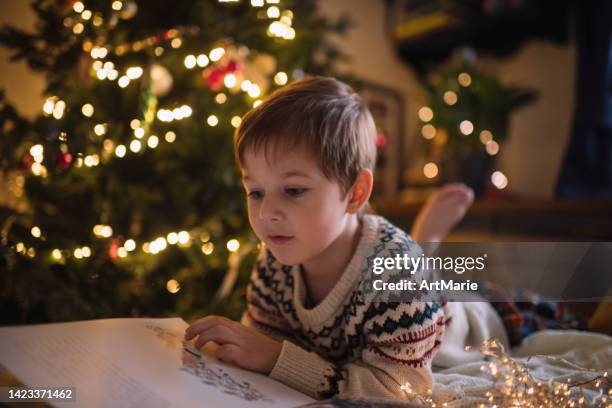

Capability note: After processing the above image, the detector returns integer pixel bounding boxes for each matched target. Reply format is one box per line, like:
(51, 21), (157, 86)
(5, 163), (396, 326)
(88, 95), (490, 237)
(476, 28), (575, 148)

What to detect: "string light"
(224, 73), (237, 88)
(129, 140), (142, 153)
(30, 145), (44, 162)
(111, 1), (123, 11)
(207, 115), (219, 126)
(486, 140), (500, 155)
(458, 72), (472, 87)
(226, 239), (240, 252)
(93, 224), (113, 238)
(480, 130), (493, 144)
(43, 97), (56, 115)
(215, 93), (227, 104)
(253, 99), (262, 108)
(196, 54), (209, 67)
(114, 144), (127, 157)
(73, 1), (84, 13)
(124, 239), (136, 251)
(81, 103), (94, 117)
(251, 0), (264, 6)
(118, 76), (130, 88)
(52, 100), (66, 119)
(126, 66), (143, 79)
(147, 135), (159, 149)
(201, 242), (214, 255)
(177, 230), (190, 246)
(421, 124), (436, 140)
(274, 71), (288, 85)
(51, 249), (62, 261)
(167, 232), (179, 245)
(423, 162), (438, 179)
(72, 23), (84, 35)
(184, 55), (196, 69)
(418, 107), (434, 122)
(443, 90), (458, 105)
(134, 127), (145, 138)
(267, 6), (280, 18)
(491, 171), (508, 189)
(231, 116), (242, 128)
(117, 247), (128, 258)
(459, 120), (474, 135)
(209, 47), (225, 62)
(268, 21), (295, 39)
(31, 227), (42, 238)
(166, 279), (180, 294)
(94, 124), (107, 136)
(165, 131), (176, 143)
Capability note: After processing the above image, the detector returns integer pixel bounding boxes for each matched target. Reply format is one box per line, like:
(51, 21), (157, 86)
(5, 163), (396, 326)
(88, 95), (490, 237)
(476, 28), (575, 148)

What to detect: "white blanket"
(432, 330), (612, 407)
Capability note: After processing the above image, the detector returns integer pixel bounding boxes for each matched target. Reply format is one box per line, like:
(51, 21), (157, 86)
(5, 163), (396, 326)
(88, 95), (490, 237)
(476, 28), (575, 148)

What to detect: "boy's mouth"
(268, 235), (294, 245)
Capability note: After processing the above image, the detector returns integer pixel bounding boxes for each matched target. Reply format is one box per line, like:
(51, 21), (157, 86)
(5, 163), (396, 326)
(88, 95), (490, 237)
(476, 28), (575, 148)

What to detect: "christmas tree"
(0, 0), (345, 324)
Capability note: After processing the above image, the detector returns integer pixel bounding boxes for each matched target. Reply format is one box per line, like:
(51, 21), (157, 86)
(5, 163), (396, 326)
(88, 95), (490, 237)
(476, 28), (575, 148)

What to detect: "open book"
(0, 317), (314, 407)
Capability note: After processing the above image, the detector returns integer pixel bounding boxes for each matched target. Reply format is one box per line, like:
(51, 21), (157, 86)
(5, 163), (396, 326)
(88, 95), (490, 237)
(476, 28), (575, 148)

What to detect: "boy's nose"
(259, 197), (283, 222)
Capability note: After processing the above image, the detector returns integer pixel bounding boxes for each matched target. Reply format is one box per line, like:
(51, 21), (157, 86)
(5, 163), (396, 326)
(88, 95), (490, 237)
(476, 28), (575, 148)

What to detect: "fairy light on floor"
(462, 339), (611, 407)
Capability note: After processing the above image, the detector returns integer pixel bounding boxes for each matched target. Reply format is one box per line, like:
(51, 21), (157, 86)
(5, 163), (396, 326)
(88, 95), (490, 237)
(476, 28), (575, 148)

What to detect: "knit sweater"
(240, 214), (451, 401)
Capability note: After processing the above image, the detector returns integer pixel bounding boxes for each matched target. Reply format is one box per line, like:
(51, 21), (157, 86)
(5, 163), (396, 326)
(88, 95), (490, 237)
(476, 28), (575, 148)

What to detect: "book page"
(0, 317), (314, 408)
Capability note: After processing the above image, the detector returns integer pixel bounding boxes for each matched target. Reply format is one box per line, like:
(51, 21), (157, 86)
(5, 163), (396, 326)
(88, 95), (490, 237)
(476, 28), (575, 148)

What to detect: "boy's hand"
(184, 316), (282, 375)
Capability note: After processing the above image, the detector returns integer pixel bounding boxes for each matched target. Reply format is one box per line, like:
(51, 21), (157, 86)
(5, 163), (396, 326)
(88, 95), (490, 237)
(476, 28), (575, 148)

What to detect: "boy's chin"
(269, 250), (303, 266)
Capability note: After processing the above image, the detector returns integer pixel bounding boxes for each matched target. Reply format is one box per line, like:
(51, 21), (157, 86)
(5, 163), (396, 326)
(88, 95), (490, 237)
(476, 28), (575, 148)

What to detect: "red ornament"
(203, 68), (225, 91)
(108, 238), (119, 261)
(56, 152), (73, 170)
(225, 59), (241, 73)
(22, 154), (35, 170)
(376, 132), (387, 148)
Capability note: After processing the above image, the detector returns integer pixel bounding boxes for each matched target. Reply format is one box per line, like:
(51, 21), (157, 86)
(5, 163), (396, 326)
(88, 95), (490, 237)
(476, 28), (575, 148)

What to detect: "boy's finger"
(185, 316), (231, 339)
(215, 344), (241, 364)
(194, 325), (238, 349)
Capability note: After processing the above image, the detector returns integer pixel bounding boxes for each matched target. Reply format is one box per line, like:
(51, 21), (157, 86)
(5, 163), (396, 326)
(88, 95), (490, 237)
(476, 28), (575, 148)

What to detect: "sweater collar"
(292, 214), (381, 327)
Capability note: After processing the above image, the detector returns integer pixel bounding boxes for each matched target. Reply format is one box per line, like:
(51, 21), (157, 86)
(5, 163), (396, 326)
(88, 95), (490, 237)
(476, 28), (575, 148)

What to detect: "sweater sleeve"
(269, 301), (447, 401)
(240, 250), (295, 343)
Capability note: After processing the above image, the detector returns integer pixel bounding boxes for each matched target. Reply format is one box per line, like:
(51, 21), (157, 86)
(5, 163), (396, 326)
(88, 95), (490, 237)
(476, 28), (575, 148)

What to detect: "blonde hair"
(234, 76), (377, 196)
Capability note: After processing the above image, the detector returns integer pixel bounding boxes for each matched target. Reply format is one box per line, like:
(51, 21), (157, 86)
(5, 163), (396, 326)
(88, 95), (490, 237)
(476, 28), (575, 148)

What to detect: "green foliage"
(422, 60), (537, 159)
(0, 0), (345, 324)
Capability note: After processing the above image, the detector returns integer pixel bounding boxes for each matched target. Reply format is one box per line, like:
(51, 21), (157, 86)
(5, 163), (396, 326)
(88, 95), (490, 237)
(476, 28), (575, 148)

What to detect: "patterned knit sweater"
(240, 214), (451, 401)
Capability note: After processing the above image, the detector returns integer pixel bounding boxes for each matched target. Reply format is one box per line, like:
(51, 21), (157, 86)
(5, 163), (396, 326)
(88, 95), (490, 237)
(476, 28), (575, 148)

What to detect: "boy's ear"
(346, 169), (373, 214)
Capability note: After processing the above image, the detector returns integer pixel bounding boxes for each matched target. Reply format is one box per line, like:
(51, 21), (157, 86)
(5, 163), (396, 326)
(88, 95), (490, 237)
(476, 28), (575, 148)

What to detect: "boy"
(185, 77), (450, 402)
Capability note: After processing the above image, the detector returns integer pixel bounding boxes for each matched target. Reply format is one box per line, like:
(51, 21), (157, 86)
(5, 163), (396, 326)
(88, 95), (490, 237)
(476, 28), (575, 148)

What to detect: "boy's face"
(241, 145), (352, 266)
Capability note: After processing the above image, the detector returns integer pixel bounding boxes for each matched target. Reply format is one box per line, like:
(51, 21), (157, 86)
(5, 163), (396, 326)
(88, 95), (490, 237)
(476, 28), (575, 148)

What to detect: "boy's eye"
(247, 190), (264, 200)
(285, 187), (307, 197)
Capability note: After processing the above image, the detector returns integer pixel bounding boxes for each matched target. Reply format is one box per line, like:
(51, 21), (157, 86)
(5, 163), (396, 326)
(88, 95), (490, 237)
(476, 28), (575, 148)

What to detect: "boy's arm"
(269, 301), (448, 401)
